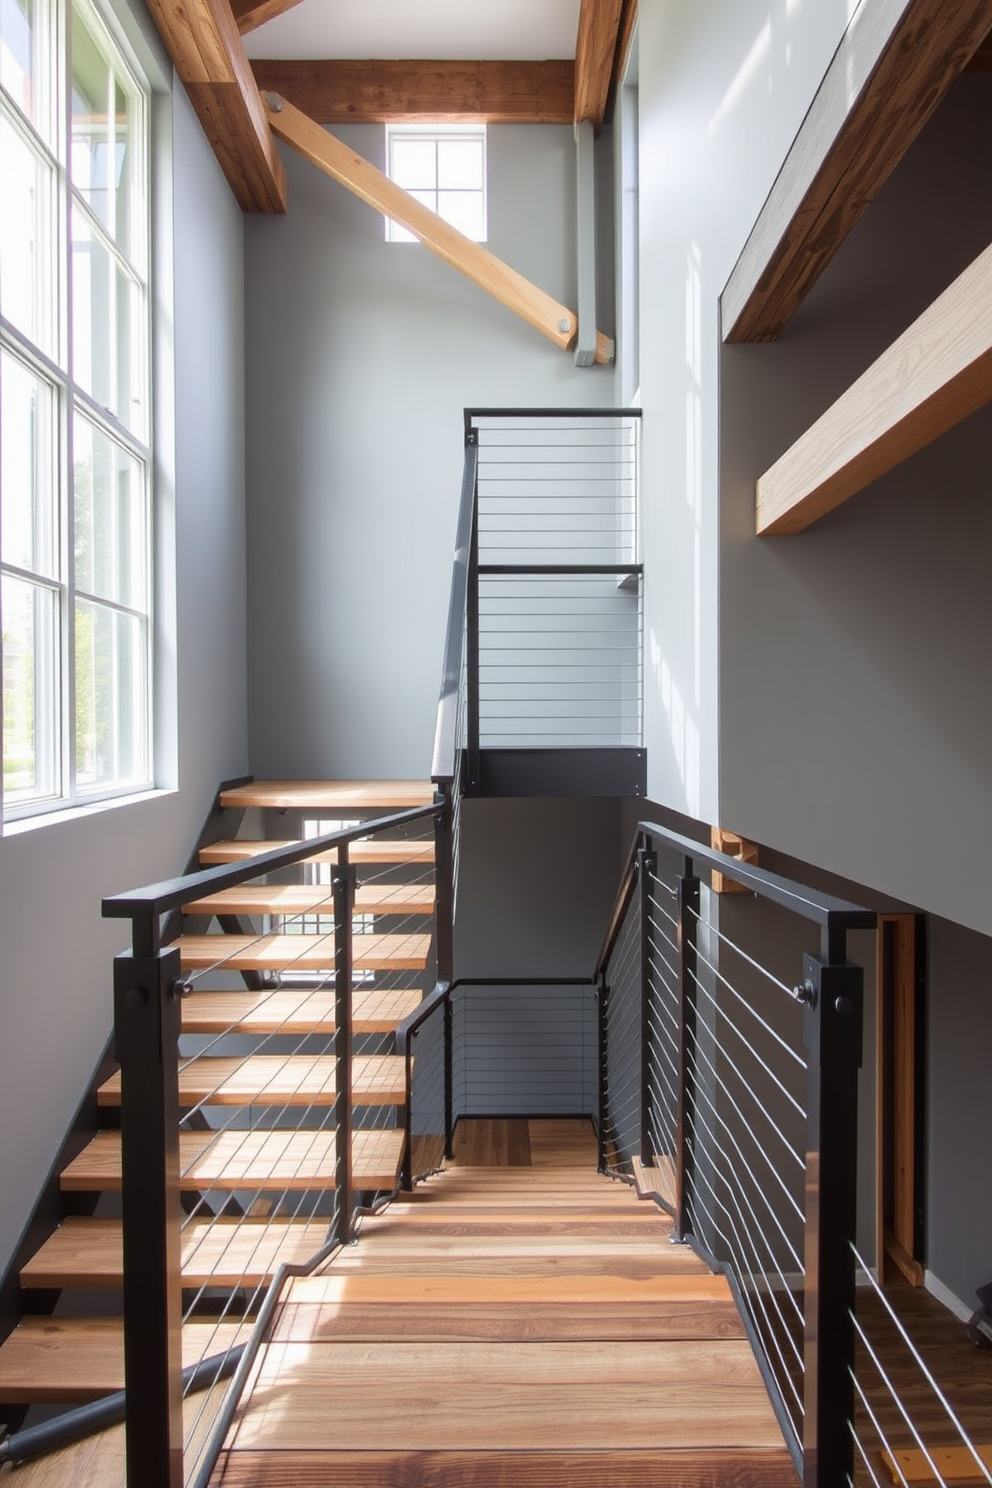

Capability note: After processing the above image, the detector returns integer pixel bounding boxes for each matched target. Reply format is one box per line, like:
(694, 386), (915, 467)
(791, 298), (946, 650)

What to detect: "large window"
(1, 0), (152, 819)
(385, 124), (487, 243)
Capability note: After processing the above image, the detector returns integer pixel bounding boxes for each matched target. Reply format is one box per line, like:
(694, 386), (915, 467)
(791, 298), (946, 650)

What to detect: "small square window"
(385, 125), (487, 243)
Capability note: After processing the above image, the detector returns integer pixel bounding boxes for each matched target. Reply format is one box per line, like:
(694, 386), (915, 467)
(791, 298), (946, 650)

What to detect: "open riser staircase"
(0, 779), (438, 1447)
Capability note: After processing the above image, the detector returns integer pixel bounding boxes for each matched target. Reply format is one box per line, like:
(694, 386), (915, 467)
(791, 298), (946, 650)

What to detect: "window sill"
(3, 785), (176, 836)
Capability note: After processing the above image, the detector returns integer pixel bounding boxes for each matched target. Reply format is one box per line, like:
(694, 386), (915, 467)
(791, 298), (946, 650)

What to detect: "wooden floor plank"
(450, 1117), (532, 1166)
(212, 1447), (799, 1487)
(228, 1339), (784, 1451)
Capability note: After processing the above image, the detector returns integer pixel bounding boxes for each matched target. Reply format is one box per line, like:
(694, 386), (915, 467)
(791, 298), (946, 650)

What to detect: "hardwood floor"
(213, 1118), (798, 1486)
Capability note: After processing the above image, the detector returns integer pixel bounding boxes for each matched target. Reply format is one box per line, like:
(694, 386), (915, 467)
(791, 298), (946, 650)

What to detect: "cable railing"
(99, 798), (446, 1488)
(596, 820), (874, 1484)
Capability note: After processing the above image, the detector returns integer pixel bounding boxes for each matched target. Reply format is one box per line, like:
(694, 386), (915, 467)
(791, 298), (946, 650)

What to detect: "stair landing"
(214, 1118), (799, 1486)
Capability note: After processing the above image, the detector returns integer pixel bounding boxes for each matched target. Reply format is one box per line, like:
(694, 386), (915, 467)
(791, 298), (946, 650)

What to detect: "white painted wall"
(0, 78), (249, 1276)
(243, 124), (615, 779)
(636, 0), (855, 824)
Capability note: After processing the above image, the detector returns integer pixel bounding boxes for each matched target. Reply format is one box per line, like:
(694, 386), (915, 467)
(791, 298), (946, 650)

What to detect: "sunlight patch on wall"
(708, 18), (771, 137)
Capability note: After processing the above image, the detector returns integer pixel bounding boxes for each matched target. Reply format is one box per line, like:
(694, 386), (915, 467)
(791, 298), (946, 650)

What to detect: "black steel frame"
(594, 818), (875, 1488)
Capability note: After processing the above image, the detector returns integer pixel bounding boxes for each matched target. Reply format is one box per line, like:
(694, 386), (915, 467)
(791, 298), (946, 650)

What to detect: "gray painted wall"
(243, 124), (615, 782)
(0, 73), (249, 1275)
(718, 75), (992, 939)
(636, 0), (856, 825)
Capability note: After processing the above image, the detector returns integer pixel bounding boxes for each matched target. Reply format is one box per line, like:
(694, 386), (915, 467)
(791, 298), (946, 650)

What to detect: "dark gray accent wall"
(719, 75), (992, 938)
(243, 124), (616, 782)
(452, 796), (625, 1116)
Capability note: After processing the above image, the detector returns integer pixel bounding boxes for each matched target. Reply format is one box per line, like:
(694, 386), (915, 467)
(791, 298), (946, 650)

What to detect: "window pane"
(0, 0), (52, 137)
(438, 190), (485, 241)
(2, 572), (58, 801)
(71, 211), (146, 435)
(390, 137), (436, 190)
(74, 413), (146, 608)
(74, 598), (146, 790)
(0, 350), (56, 576)
(71, 6), (141, 262)
(0, 112), (56, 355)
(437, 138), (482, 191)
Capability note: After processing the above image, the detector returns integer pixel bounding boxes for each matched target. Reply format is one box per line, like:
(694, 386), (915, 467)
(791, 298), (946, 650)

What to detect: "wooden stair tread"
(98, 1054), (407, 1107)
(0, 1317), (249, 1403)
(228, 1338), (784, 1452)
(632, 1154), (677, 1209)
(219, 780), (434, 810)
(880, 1444), (992, 1485)
(176, 931), (430, 972)
(181, 986), (421, 1035)
(184, 883), (435, 918)
(21, 1216), (330, 1289)
(200, 838), (435, 866)
(61, 1128), (404, 1192)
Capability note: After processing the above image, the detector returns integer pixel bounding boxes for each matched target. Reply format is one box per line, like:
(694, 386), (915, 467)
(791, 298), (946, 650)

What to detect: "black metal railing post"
(801, 931), (864, 1488)
(114, 932), (184, 1488)
(443, 994), (454, 1159)
(466, 429), (481, 794)
(638, 840), (656, 1166)
(332, 847), (356, 1247)
(597, 969), (609, 1171)
(433, 785), (454, 986)
(675, 862), (700, 1242)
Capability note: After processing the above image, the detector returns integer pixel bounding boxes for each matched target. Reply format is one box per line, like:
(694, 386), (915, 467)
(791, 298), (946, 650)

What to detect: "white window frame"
(384, 122), (487, 243)
(1, 0), (155, 823)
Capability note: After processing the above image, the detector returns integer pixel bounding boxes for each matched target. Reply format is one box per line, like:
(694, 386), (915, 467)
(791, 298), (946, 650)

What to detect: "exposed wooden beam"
(146, 0), (286, 212)
(755, 241), (992, 534)
(231, 0), (305, 36)
(250, 59), (575, 124)
(574, 0), (625, 130)
(723, 0), (992, 344)
(614, 0), (639, 85)
(265, 95), (613, 364)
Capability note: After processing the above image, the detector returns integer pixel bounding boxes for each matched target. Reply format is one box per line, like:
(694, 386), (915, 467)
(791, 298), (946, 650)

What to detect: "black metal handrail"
(595, 817), (876, 1488)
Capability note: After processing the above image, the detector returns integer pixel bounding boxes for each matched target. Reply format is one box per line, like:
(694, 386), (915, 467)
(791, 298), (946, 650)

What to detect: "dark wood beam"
(251, 59), (574, 124)
(146, 0), (286, 211)
(574, 0), (625, 130)
(722, 0), (992, 343)
(231, 0), (306, 36)
(965, 23), (992, 66)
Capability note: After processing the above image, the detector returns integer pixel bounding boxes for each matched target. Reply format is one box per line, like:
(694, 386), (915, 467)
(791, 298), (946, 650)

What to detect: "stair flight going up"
(0, 780), (436, 1443)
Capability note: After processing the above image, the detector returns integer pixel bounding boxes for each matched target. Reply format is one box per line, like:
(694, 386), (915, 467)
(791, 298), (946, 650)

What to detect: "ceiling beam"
(574, 0), (625, 130)
(265, 95), (613, 364)
(146, 0), (286, 211)
(231, 0), (306, 36)
(250, 59), (575, 123)
(614, 0), (639, 86)
(722, 0), (992, 344)
(755, 241), (992, 534)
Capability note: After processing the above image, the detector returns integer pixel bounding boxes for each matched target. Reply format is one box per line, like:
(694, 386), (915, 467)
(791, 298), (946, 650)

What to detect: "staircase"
(0, 780), (435, 1438)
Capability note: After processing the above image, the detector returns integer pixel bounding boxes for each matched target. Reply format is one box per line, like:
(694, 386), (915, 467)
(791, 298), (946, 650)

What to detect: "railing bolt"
(169, 978), (193, 1001)
(792, 979), (817, 1007)
(835, 994), (853, 1015)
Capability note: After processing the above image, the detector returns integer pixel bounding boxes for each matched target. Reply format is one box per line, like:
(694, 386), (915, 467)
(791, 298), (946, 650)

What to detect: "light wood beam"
(251, 59), (575, 124)
(723, 0), (992, 343)
(146, 0), (286, 211)
(756, 241), (992, 534)
(574, 0), (625, 130)
(231, 0), (305, 35)
(265, 95), (613, 364)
